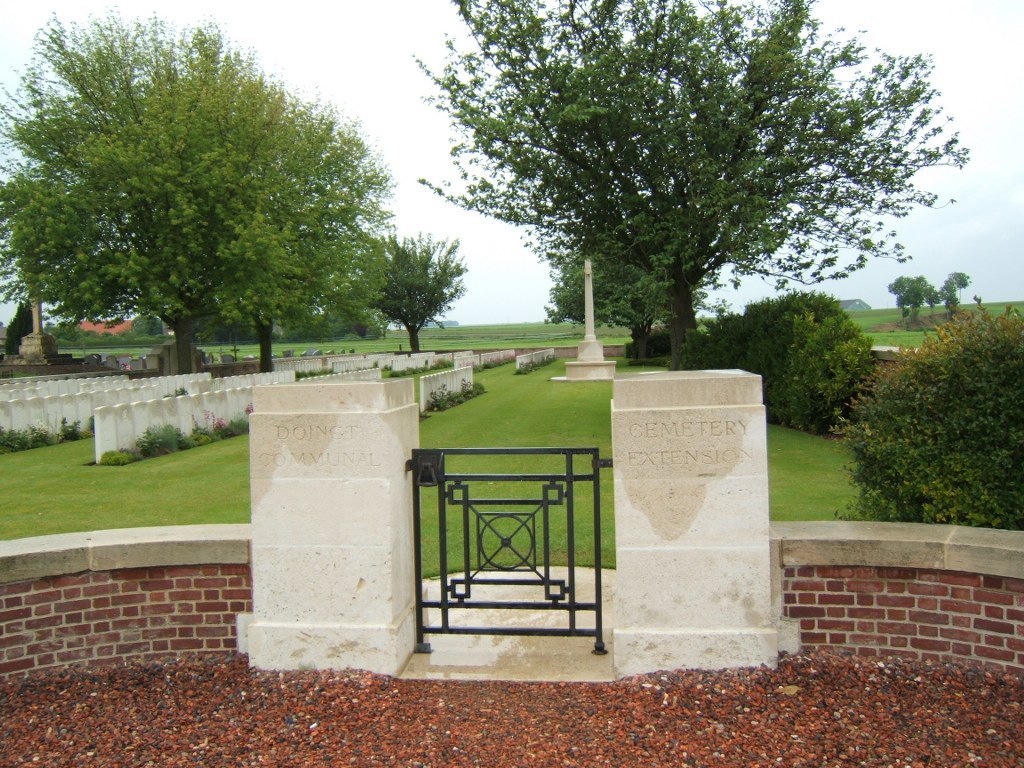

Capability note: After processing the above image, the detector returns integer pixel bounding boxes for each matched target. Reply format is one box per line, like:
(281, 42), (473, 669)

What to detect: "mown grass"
(0, 436), (250, 540)
(0, 358), (852, 544)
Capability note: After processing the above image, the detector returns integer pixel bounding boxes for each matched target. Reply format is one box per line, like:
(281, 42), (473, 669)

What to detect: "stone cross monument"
(17, 299), (58, 362)
(563, 260), (616, 381)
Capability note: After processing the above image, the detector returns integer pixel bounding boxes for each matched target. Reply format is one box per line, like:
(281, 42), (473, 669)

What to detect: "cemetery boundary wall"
(2, 521), (1023, 678)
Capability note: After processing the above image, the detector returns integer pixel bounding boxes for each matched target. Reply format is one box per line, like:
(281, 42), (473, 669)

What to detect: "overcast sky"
(1, 1), (1021, 327)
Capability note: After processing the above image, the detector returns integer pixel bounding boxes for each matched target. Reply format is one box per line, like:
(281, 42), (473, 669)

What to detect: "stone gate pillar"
(244, 379), (419, 674)
(611, 370), (778, 675)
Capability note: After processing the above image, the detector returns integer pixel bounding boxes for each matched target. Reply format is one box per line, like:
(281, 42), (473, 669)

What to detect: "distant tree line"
(887, 272), (971, 325)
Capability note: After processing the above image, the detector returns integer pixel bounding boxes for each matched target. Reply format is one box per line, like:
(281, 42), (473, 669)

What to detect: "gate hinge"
(594, 457), (613, 470)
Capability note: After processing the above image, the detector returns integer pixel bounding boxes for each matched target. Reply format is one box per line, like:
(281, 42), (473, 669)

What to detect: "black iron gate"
(408, 447), (608, 655)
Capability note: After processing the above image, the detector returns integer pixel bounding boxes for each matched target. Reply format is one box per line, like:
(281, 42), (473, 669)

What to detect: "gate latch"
(408, 450), (445, 488)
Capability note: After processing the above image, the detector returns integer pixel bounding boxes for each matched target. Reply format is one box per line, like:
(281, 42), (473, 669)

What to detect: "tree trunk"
(255, 319), (274, 373)
(630, 323), (652, 360)
(171, 317), (195, 375)
(668, 279), (698, 371)
(406, 325), (421, 353)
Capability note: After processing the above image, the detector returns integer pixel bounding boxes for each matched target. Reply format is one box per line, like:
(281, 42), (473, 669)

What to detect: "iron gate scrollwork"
(408, 447), (608, 655)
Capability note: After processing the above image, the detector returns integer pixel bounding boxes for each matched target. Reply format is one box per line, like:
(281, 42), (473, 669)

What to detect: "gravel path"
(1, 651), (1022, 766)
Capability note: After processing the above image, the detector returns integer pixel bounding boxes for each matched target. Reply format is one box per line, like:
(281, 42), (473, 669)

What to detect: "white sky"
(1, 0), (1021, 327)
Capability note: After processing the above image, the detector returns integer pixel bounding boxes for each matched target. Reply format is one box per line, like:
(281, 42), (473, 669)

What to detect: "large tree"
(374, 234), (467, 353)
(424, 0), (968, 368)
(0, 15), (391, 373)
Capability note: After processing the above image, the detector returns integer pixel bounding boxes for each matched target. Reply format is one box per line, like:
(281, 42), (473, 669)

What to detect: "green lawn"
(0, 358), (854, 542)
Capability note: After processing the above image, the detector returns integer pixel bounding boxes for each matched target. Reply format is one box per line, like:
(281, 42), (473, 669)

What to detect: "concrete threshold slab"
(399, 569), (615, 683)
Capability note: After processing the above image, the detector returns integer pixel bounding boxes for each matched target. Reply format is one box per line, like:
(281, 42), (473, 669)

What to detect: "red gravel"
(1, 651), (1022, 767)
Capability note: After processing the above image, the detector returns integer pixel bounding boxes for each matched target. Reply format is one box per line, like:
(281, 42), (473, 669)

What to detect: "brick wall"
(784, 565), (1024, 672)
(0, 564), (252, 677)
(3, 523), (1024, 678)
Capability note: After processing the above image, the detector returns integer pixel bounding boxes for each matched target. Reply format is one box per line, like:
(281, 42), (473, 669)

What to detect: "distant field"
(848, 301), (1023, 348)
(56, 321), (632, 361)
(48, 300), (1022, 361)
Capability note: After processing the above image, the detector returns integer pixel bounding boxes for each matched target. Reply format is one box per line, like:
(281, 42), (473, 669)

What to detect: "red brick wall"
(0, 564), (252, 677)
(5, 559), (1024, 677)
(784, 565), (1024, 673)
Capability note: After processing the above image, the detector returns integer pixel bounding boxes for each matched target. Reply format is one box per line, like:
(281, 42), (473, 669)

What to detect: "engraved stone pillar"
(611, 370), (778, 675)
(18, 300), (59, 362)
(244, 379), (419, 674)
(564, 260), (616, 381)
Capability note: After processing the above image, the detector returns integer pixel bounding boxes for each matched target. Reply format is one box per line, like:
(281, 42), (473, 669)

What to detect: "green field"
(46, 301), (1024, 363)
(55, 321), (633, 361)
(0, 358), (854, 547)
(846, 301), (1024, 348)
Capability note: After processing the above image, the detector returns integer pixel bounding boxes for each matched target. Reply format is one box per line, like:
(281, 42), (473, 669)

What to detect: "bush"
(773, 314), (874, 434)
(136, 424), (193, 457)
(680, 291), (873, 434)
(844, 308), (1024, 529)
(99, 450), (138, 466)
(426, 380), (485, 412)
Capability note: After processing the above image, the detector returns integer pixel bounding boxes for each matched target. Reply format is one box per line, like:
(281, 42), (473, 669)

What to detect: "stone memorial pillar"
(611, 370), (778, 675)
(244, 378), (419, 674)
(18, 300), (59, 362)
(564, 260), (616, 381)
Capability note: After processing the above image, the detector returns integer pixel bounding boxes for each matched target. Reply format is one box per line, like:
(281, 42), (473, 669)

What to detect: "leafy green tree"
(887, 275), (935, 325)
(939, 271), (971, 316)
(545, 254), (668, 359)
(423, 0), (967, 369)
(0, 15), (391, 373)
(374, 234), (467, 352)
(4, 301), (32, 356)
(131, 315), (165, 337)
(844, 307), (1024, 529)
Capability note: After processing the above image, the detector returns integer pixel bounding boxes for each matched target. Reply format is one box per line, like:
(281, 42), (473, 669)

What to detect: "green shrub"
(58, 418), (83, 442)
(99, 450), (138, 466)
(136, 424), (193, 457)
(426, 380), (485, 412)
(844, 307), (1024, 529)
(0, 426), (30, 453)
(226, 416), (250, 435)
(26, 425), (56, 450)
(773, 314), (874, 434)
(0, 421), (87, 453)
(681, 291), (872, 434)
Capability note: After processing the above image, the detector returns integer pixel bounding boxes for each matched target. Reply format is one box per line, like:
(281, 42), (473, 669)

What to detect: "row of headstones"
(93, 386), (259, 462)
(80, 352), (161, 371)
(298, 369), (383, 385)
(1, 371), (293, 437)
(478, 349), (517, 367)
(273, 352), (390, 374)
(515, 348), (556, 370)
(331, 354), (393, 374)
(418, 366), (474, 413)
(0, 373), (209, 402)
(91, 367), (384, 461)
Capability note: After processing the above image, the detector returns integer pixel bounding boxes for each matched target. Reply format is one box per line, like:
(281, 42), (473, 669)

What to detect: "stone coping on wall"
(4, 520), (1022, 587)
(772, 521), (1024, 580)
(0, 524), (251, 584)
